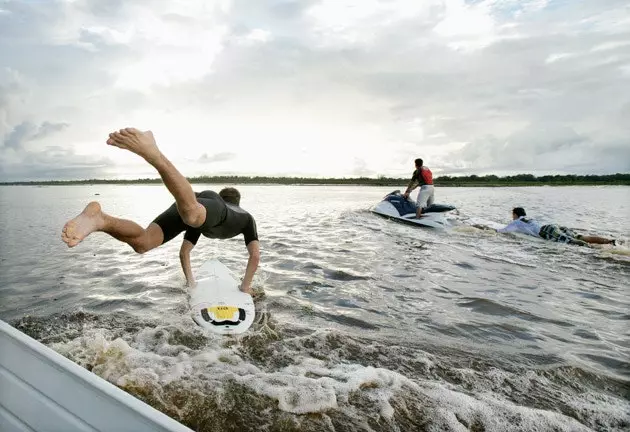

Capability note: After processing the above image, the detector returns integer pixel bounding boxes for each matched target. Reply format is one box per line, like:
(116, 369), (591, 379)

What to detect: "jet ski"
(370, 190), (456, 228)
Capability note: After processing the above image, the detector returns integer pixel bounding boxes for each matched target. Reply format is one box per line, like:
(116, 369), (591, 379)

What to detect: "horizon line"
(1, 172), (629, 185)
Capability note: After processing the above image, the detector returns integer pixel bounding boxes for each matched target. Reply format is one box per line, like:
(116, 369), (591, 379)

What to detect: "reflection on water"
(1, 185), (629, 431)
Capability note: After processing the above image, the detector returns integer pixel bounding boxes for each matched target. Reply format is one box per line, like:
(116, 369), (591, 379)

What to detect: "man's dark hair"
(219, 187), (241, 206)
(513, 207), (526, 217)
(414, 158), (423, 167)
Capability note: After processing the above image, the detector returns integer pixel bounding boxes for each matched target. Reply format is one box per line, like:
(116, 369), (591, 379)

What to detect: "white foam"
(236, 358), (409, 416)
(50, 325), (627, 430)
(421, 381), (594, 432)
(241, 371), (339, 414)
(52, 326), (256, 389)
(238, 354), (604, 430)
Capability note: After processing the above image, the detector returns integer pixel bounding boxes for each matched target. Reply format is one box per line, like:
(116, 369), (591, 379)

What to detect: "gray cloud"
(1, 0), (629, 180)
(448, 124), (630, 174)
(3, 121), (69, 149)
(3, 121), (35, 149)
(0, 68), (27, 142)
(0, 144), (113, 182)
(157, 0), (630, 161)
(32, 121), (70, 140)
(352, 157), (376, 177)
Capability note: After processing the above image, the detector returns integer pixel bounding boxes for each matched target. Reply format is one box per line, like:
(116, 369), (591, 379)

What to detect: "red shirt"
(411, 166), (433, 186)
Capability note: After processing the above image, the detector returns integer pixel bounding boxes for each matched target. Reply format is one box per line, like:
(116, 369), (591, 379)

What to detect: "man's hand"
(472, 224), (496, 232)
(180, 239), (195, 287)
(240, 240), (260, 296)
(402, 191), (410, 199)
(240, 282), (254, 295)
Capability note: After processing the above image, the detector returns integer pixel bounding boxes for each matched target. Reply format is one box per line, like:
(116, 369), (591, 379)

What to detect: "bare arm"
(496, 220), (519, 234)
(404, 180), (418, 196)
(403, 171), (419, 197)
(240, 240), (260, 295)
(179, 239), (195, 287)
(472, 223), (498, 232)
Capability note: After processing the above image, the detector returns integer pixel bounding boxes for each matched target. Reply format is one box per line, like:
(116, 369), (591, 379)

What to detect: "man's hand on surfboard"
(240, 283), (254, 295)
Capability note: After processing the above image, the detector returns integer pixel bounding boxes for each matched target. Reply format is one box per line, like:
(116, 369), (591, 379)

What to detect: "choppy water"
(1, 185), (629, 431)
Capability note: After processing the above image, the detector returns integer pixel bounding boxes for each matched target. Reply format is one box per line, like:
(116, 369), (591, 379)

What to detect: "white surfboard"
(189, 259), (255, 335)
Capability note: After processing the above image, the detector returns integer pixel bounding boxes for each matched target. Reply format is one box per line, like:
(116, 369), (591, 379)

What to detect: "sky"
(0, 0), (629, 181)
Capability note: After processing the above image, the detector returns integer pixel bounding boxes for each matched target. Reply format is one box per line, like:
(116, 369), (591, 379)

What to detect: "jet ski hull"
(370, 191), (456, 229)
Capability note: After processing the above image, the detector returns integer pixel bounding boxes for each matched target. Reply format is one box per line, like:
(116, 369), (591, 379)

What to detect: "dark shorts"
(152, 191), (226, 244)
(539, 224), (586, 246)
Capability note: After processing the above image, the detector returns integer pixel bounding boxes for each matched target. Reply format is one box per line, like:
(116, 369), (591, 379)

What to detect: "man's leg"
(579, 235), (615, 245)
(558, 227), (614, 245)
(426, 186), (435, 207)
(62, 202), (164, 252)
(415, 186), (430, 217)
(106, 128), (206, 227)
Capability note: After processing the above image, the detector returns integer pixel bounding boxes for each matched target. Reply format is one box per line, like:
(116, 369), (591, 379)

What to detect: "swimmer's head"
(512, 207), (526, 219)
(219, 187), (241, 206)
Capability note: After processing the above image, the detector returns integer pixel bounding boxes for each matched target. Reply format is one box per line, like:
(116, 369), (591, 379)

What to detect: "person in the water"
(61, 128), (260, 294)
(488, 207), (616, 246)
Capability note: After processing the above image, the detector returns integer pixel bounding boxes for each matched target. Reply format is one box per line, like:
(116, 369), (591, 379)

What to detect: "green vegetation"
(434, 173), (630, 186)
(1, 173), (628, 186)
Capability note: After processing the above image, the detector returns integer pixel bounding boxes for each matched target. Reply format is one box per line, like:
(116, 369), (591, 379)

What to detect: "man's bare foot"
(61, 202), (105, 247)
(106, 128), (161, 163)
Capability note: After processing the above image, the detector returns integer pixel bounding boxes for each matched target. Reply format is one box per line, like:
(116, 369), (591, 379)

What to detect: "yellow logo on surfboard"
(207, 306), (238, 320)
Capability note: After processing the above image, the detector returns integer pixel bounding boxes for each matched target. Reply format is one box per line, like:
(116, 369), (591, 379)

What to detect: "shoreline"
(1, 174), (628, 187)
(2, 183), (629, 187)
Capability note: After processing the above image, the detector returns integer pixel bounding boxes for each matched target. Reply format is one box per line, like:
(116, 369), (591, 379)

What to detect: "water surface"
(1, 185), (628, 431)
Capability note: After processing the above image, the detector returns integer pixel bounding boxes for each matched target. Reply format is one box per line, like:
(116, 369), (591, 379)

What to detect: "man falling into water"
(61, 128), (260, 294)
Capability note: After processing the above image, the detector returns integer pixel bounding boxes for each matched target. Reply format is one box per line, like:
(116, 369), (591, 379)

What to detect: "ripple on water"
(572, 329), (601, 341)
(457, 297), (575, 327)
(323, 268), (371, 281)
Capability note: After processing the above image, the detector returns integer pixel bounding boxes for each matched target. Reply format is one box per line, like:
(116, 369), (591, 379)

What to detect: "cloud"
(0, 0), (629, 181)
(0, 118), (103, 181)
(33, 121), (70, 140)
(3, 121), (35, 149)
(446, 123), (630, 174)
(2, 121), (70, 149)
(352, 157), (376, 177)
(0, 144), (113, 182)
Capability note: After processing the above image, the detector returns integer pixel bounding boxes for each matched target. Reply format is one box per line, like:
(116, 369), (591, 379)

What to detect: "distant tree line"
(1, 173), (628, 186)
(433, 173), (630, 186)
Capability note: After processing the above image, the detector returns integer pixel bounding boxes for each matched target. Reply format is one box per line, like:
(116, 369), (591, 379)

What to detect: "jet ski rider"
(402, 158), (434, 218)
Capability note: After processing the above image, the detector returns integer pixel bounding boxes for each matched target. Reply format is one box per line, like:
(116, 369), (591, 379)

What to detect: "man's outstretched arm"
(180, 239), (196, 287)
(240, 240), (260, 295)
